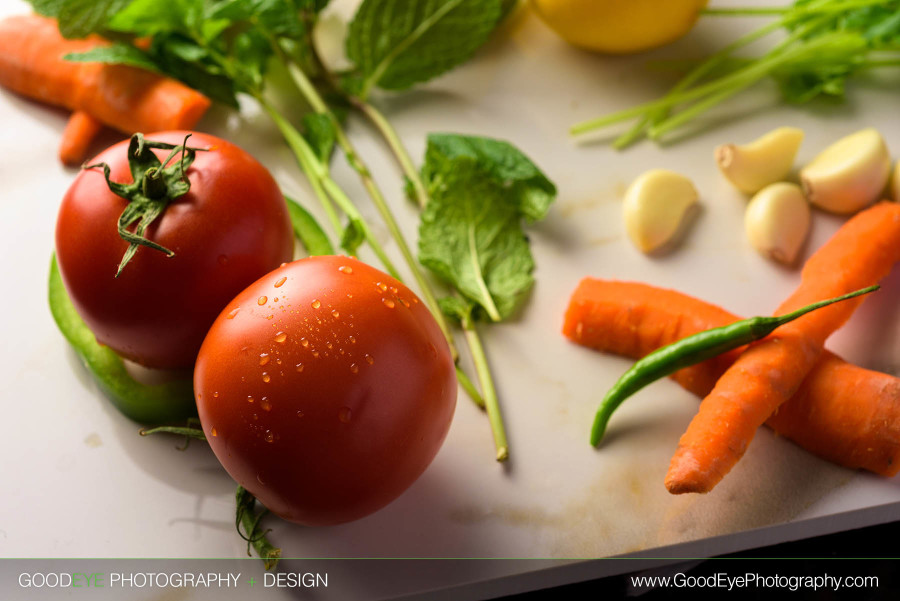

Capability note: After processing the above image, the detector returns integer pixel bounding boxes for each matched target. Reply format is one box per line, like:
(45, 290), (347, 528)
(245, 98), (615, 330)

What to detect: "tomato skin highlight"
(55, 131), (294, 369)
(194, 256), (457, 526)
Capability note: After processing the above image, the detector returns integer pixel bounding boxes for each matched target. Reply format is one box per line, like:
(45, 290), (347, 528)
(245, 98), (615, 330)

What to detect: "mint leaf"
(55, 0), (134, 38)
(107, 0), (201, 36)
(302, 114), (337, 163)
(64, 44), (161, 73)
(423, 133), (557, 222)
(340, 218), (365, 255)
(346, 0), (504, 98)
(28, 0), (65, 17)
(419, 156), (548, 322)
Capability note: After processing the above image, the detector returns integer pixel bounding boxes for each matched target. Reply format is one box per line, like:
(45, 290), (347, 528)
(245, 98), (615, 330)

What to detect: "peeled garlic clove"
(715, 127), (804, 194)
(745, 182), (810, 265)
(623, 169), (698, 253)
(800, 128), (891, 214)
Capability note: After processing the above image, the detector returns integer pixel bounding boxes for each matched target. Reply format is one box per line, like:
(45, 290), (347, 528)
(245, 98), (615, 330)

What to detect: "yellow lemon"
(530, 0), (708, 54)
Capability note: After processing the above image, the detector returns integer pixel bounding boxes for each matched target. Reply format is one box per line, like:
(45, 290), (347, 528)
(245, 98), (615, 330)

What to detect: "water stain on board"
(448, 432), (855, 558)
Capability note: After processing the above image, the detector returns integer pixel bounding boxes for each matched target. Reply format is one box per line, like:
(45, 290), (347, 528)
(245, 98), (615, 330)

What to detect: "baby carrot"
(667, 201), (900, 494)
(590, 285), (878, 446)
(0, 15), (210, 164)
(59, 111), (103, 165)
(563, 278), (900, 477)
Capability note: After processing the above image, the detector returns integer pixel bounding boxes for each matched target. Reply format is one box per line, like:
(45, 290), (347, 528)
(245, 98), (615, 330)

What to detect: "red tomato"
(55, 131), (294, 369)
(194, 256), (457, 526)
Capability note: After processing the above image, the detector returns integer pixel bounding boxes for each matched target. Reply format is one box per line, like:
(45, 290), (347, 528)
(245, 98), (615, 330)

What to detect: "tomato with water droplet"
(194, 256), (457, 526)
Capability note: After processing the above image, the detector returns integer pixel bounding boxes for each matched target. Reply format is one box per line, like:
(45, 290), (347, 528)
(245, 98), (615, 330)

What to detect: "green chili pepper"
(590, 284), (879, 447)
(48, 254), (196, 424)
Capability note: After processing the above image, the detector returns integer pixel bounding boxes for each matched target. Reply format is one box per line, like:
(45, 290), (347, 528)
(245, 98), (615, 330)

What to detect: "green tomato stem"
(463, 320), (509, 462)
(235, 486), (280, 571)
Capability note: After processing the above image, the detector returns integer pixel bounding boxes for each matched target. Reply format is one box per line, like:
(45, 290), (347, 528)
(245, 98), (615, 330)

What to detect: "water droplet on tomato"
(296, 410), (304, 418)
(365, 354), (374, 365)
(400, 298), (410, 308)
(260, 397), (272, 411)
(311, 299), (321, 309)
(332, 309), (340, 318)
(348, 335), (356, 344)
(295, 363), (304, 372)
(273, 297), (279, 303)
(275, 331), (287, 343)
(350, 363), (359, 374)
(338, 407), (352, 423)
(262, 373), (271, 383)
(326, 341), (333, 350)
(247, 395), (254, 403)
(301, 337), (309, 348)
(211, 427), (218, 437)
(312, 351), (320, 359)
(338, 265), (353, 274)
(383, 298), (395, 309)
(389, 286), (398, 295)
(259, 353), (270, 366)
(252, 413), (259, 421)
(217, 254), (229, 266)
(213, 391), (219, 398)
(274, 276), (287, 288)
(376, 282), (387, 292)
(258, 296), (267, 306)
(257, 474), (265, 485)
(264, 431), (276, 443)
(226, 307), (240, 319)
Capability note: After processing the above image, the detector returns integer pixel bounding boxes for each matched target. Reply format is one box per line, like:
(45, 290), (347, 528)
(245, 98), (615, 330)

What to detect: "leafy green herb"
(571, 0), (900, 146)
(419, 136), (555, 322)
(63, 44), (162, 73)
(417, 133), (556, 461)
(345, 0), (505, 98)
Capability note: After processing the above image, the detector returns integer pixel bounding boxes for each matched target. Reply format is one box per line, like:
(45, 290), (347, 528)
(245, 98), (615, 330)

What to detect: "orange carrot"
(666, 201), (900, 494)
(59, 110), (103, 166)
(0, 15), (211, 164)
(563, 278), (900, 477)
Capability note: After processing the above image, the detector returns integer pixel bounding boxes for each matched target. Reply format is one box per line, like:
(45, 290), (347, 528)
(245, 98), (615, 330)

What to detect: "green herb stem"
(259, 98), (403, 278)
(355, 99), (429, 210)
(260, 99), (342, 234)
(456, 365), (485, 408)
(590, 284), (879, 447)
(463, 320), (509, 462)
(702, 0), (891, 17)
(280, 58), (458, 359)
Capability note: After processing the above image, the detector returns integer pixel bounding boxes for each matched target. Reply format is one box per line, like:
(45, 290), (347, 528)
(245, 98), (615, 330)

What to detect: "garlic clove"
(800, 128), (891, 214)
(745, 182), (810, 265)
(623, 169), (698, 253)
(715, 127), (804, 194)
